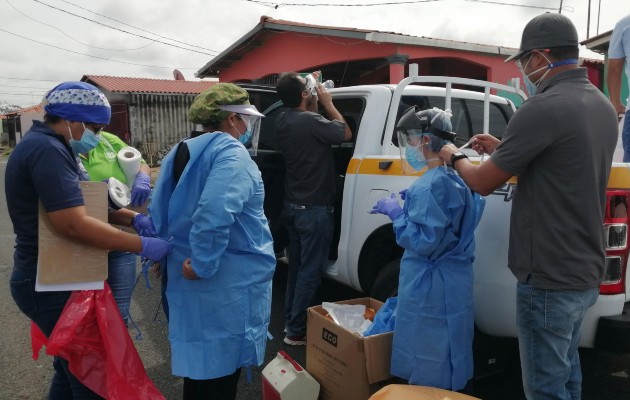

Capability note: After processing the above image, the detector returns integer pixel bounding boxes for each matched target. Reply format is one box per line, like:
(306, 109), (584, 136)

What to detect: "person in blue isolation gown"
(371, 106), (485, 391)
(149, 83), (276, 400)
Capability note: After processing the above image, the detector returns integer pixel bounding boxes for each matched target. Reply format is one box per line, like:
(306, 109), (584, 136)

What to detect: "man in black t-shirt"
(275, 72), (352, 345)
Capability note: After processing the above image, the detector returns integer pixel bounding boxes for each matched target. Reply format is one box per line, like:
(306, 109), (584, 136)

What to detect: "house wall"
(12, 111), (45, 146)
(218, 32), (520, 87)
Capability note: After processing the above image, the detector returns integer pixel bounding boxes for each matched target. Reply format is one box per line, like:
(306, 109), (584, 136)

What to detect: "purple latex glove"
(131, 172), (151, 207)
(132, 214), (157, 237)
(399, 189), (408, 201)
(139, 236), (173, 261)
(370, 194), (404, 220)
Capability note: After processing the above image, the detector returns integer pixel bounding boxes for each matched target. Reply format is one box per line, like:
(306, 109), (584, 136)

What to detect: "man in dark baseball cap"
(438, 11), (618, 400)
(505, 12), (578, 62)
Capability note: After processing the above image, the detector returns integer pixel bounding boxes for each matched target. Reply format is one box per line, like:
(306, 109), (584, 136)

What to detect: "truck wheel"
(369, 258), (400, 302)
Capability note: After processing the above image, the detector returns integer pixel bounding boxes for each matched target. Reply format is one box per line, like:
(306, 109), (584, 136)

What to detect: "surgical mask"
(68, 123), (100, 155)
(236, 114), (253, 145)
(405, 145), (426, 171)
(239, 129), (252, 145)
(518, 51), (578, 97)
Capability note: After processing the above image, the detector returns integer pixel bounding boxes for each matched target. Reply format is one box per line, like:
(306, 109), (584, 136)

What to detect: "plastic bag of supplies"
(31, 282), (164, 400)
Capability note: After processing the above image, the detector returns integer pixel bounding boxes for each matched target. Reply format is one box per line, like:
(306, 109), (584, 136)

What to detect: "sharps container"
(261, 351), (320, 400)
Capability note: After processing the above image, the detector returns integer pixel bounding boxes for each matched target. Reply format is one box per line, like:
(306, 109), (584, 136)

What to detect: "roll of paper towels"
(107, 177), (131, 209)
(117, 146), (142, 187)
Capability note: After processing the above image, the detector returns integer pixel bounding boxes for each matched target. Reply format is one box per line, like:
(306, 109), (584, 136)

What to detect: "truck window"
(321, 97), (366, 145)
(392, 96), (512, 147)
(463, 99), (512, 141)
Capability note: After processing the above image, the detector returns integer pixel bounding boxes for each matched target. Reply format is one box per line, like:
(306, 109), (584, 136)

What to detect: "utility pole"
(559, 0), (563, 14)
(587, 0), (591, 38)
(597, 0), (602, 35)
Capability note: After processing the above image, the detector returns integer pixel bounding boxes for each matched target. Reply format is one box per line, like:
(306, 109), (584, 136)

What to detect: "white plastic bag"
(322, 302), (373, 336)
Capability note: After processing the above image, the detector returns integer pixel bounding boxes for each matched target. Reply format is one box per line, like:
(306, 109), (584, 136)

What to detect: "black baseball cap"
(505, 13), (578, 62)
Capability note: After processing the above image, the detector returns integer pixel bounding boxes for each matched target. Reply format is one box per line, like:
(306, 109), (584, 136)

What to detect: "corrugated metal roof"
(83, 75), (216, 94)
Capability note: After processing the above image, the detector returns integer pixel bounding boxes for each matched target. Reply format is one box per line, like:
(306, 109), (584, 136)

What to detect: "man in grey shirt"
(439, 13), (618, 400)
(275, 72), (352, 346)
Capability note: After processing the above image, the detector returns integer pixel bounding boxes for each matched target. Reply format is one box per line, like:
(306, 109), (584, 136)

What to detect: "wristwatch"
(450, 152), (468, 167)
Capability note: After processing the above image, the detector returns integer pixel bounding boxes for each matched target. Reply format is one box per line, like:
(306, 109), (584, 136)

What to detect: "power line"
(33, 0), (219, 56)
(246, 0), (556, 10)
(0, 92), (47, 96)
(0, 84), (55, 90)
(56, 0), (219, 53)
(0, 27), (199, 70)
(0, 76), (61, 82)
(6, 0), (156, 52)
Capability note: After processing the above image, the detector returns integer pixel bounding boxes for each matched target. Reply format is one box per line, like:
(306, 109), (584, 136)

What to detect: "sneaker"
(283, 335), (306, 346)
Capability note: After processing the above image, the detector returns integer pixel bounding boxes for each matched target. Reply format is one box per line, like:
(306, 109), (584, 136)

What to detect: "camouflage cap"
(188, 83), (251, 126)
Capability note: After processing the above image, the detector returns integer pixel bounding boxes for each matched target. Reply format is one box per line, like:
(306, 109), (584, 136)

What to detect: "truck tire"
(369, 258), (400, 302)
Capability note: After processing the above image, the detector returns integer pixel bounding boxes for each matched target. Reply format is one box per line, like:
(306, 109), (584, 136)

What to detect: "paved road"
(1, 155), (629, 399)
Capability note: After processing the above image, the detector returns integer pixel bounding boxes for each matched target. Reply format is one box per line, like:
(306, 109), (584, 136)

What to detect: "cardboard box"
(306, 298), (394, 400)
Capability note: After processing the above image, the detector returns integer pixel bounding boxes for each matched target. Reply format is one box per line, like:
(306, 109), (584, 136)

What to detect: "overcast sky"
(0, 0), (626, 107)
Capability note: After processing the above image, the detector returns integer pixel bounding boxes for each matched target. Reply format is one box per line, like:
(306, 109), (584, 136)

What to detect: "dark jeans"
(10, 275), (103, 399)
(281, 202), (334, 337)
(183, 368), (242, 400)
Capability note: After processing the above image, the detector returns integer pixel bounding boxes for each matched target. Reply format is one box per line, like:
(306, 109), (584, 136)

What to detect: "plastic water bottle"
(322, 80), (335, 89)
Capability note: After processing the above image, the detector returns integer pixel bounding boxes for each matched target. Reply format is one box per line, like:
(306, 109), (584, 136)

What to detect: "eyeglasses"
(515, 51), (534, 70)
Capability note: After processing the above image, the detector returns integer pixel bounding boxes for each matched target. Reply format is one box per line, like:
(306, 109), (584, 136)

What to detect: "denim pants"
(282, 203), (334, 337)
(10, 275), (103, 399)
(622, 109), (630, 162)
(107, 251), (137, 324)
(516, 281), (599, 400)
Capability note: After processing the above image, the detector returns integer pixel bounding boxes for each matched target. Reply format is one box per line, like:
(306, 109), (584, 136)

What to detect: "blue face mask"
(405, 145), (426, 171)
(239, 129), (252, 145)
(68, 123), (100, 155)
(523, 74), (538, 97)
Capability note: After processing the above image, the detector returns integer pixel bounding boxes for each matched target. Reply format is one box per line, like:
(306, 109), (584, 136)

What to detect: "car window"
(392, 95), (512, 147)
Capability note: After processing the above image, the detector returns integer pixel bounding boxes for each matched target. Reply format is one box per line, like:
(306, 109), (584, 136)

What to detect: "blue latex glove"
(132, 214), (157, 236)
(131, 172), (151, 207)
(139, 236), (173, 261)
(399, 189), (408, 201)
(370, 194), (404, 220)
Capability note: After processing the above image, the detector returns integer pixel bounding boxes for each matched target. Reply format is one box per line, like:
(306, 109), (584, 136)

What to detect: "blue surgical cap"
(43, 81), (111, 125)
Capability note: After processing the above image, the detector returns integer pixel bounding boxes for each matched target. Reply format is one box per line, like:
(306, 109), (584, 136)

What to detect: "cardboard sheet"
(36, 181), (108, 291)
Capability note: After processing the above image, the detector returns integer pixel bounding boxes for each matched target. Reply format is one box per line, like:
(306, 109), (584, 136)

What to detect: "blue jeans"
(107, 251), (137, 324)
(622, 109), (630, 162)
(516, 281), (599, 400)
(282, 203), (334, 337)
(10, 275), (103, 399)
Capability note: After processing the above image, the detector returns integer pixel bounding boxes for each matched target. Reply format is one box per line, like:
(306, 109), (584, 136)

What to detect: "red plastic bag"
(34, 282), (164, 400)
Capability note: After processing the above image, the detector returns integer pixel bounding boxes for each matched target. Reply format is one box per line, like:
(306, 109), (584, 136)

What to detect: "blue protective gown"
(150, 132), (276, 380)
(390, 166), (485, 390)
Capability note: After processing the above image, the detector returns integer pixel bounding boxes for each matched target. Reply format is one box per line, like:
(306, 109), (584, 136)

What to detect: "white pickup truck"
(246, 67), (630, 372)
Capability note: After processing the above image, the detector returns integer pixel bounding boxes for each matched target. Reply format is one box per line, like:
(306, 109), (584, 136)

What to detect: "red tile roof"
(17, 104), (44, 114)
(1, 104), (44, 117)
(82, 75), (217, 94)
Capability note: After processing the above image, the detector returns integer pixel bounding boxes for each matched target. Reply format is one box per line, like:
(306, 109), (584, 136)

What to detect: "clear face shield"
(237, 113), (262, 156)
(396, 106), (457, 174)
(397, 129), (429, 174)
(218, 104), (265, 156)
